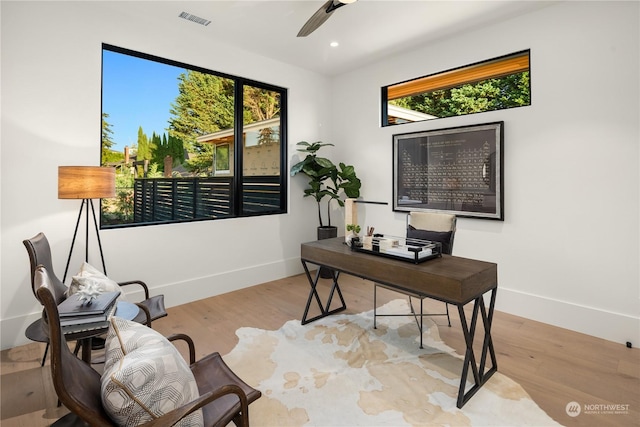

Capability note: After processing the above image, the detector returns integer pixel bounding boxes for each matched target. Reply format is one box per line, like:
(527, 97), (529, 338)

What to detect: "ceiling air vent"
(178, 11), (211, 26)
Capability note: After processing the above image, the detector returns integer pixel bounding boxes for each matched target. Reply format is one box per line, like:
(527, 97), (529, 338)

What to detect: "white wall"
(1, 1), (638, 350)
(330, 1), (639, 344)
(0, 1), (330, 349)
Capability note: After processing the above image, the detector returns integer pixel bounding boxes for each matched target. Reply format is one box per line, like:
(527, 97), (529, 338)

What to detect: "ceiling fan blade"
(297, 0), (347, 37)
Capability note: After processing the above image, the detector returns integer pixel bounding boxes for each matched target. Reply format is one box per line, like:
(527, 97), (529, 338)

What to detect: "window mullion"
(233, 80), (244, 216)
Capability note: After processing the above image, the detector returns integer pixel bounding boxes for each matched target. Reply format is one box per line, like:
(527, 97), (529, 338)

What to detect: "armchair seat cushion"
(101, 317), (204, 427)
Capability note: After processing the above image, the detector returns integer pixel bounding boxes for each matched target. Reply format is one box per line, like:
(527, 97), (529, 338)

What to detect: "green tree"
(243, 86), (279, 124)
(152, 132), (185, 170)
(168, 72), (283, 174)
(102, 113), (116, 164)
(134, 127), (157, 177)
(136, 127), (153, 161)
(244, 86), (280, 145)
(149, 132), (164, 171)
(103, 150), (125, 164)
(169, 134), (185, 164)
(168, 71), (235, 175)
(102, 167), (134, 225)
(257, 127), (278, 145)
(391, 72), (530, 118)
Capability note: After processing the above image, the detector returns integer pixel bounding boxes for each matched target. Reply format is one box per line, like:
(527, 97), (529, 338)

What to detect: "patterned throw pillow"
(68, 262), (125, 300)
(101, 317), (204, 427)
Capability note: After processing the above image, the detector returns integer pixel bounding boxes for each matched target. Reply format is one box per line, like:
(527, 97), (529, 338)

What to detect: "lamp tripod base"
(62, 199), (107, 283)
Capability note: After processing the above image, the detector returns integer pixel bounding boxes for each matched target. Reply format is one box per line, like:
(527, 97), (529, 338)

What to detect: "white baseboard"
(5, 265), (637, 350)
(495, 287), (640, 346)
(1, 313), (47, 352)
(1, 257), (305, 350)
(155, 256), (305, 307)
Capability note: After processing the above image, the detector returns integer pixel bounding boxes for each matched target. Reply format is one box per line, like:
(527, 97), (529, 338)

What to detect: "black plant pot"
(317, 226), (337, 278)
(317, 225), (338, 241)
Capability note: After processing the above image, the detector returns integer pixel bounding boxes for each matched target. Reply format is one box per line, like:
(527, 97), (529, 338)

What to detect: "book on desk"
(58, 290), (120, 328)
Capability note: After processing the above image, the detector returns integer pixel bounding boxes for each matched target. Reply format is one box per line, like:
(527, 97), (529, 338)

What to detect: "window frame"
(381, 50), (530, 126)
(100, 44), (287, 229)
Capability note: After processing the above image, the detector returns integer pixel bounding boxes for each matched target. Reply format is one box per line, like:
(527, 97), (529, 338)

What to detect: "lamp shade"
(58, 166), (116, 199)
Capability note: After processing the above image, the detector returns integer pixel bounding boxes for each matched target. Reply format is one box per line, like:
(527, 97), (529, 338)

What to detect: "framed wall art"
(393, 121), (504, 220)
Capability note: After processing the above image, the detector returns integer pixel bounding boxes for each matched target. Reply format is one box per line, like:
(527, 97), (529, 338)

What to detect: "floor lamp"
(58, 166), (115, 283)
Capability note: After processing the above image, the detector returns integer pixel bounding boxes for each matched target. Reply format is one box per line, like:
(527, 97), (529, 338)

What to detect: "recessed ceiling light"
(330, 41), (339, 47)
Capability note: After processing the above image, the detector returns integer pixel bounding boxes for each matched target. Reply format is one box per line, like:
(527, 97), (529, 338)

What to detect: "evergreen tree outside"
(152, 133), (185, 170)
(101, 113), (124, 163)
(168, 72), (282, 174)
(243, 86), (280, 124)
(390, 72), (530, 119)
(134, 127), (155, 177)
(244, 86), (281, 145)
(257, 127), (279, 145)
(136, 126), (154, 161)
(102, 113), (114, 159)
(169, 134), (185, 164)
(168, 71), (235, 175)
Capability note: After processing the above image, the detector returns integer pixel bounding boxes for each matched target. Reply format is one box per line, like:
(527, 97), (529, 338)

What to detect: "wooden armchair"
(35, 264), (261, 427)
(23, 232), (167, 363)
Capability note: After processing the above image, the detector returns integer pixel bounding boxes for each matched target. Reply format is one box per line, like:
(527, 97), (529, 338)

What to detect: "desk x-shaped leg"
(301, 260), (347, 325)
(456, 288), (498, 408)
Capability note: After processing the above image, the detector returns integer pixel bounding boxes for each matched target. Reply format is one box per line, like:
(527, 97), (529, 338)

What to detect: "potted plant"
(345, 223), (361, 247)
(290, 141), (361, 241)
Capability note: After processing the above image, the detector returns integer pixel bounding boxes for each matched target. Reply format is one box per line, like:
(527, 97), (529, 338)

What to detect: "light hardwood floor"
(1, 273), (638, 426)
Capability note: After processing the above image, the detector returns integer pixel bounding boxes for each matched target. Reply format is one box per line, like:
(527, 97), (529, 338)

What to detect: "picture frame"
(393, 121), (504, 220)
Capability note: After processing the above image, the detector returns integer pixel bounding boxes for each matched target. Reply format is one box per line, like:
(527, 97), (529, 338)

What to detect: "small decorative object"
(75, 282), (102, 305)
(345, 224), (361, 246)
(363, 226), (375, 250)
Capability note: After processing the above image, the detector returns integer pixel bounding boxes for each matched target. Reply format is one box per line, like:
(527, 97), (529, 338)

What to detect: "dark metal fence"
(133, 176), (281, 223)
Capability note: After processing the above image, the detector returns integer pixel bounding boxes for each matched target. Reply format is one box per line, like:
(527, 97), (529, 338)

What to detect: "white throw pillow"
(68, 262), (125, 300)
(101, 317), (204, 427)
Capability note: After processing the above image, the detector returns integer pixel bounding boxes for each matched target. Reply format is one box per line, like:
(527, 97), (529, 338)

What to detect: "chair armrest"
(135, 302), (152, 327)
(167, 333), (196, 365)
(140, 384), (249, 427)
(118, 280), (150, 300)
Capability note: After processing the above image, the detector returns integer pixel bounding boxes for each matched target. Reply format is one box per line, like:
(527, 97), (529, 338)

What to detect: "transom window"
(382, 50), (530, 126)
(101, 44), (287, 228)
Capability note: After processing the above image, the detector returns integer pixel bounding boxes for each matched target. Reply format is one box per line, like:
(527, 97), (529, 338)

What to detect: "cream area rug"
(224, 300), (560, 426)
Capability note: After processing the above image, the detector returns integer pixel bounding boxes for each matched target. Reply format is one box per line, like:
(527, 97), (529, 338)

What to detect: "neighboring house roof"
(387, 104), (436, 124)
(196, 117), (281, 144)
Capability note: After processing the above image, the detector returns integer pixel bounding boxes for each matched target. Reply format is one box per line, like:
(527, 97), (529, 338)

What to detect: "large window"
(382, 50), (530, 126)
(100, 44), (287, 227)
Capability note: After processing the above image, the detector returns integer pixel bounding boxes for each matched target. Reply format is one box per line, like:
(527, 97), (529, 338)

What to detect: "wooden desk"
(300, 237), (498, 408)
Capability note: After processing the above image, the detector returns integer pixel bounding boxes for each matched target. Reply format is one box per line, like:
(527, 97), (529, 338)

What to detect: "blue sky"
(102, 50), (185, 153)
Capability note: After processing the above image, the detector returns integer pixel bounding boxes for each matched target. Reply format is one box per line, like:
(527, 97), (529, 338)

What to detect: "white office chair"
(373, 211), (456, 339)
